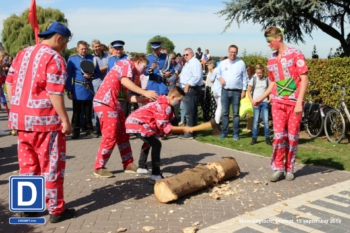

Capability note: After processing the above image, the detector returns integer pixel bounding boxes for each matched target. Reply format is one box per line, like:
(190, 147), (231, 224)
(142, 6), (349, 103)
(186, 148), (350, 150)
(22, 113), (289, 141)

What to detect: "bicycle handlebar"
(331, 84), (350, 91)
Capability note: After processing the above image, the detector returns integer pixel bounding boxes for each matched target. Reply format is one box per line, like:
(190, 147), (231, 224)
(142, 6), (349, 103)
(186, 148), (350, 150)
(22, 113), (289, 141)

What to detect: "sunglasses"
(183, 54), (190, 57)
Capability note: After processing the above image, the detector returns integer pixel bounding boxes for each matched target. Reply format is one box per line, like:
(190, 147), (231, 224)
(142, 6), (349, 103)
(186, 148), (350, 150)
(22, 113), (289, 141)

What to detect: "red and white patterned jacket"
(6, 44), (67, 131)
(125, 95), (174, 137)
(93, 59), (134, 109)
(267, 46), (308, 106)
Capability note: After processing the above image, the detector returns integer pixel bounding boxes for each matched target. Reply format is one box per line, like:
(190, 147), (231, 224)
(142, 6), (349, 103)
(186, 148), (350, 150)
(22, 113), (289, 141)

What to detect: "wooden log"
(206, 157), (240, 182)
(154, 165), (218, 203)
(154, 157), (240, 203)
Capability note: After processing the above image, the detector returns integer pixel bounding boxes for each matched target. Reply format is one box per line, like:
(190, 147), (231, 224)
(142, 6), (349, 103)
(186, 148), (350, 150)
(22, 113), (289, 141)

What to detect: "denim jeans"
(92, 84), (101, 129)
(252, 102), (270, 139)
(221, 89), (241, 136)
(180, 101), (185, 122)
(183, 86), (201, 136)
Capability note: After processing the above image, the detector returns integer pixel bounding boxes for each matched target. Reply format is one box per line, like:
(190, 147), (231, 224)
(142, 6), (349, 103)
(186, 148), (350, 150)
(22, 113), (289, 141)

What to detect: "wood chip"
(273, 228), (279, 232)
(224, 191), (233, 196)
(306, 200), (311, 203)
(254, 180), (261, 184)
(293, 213), (300, 217)
(116, 228), (127, 232)
(281, 203), (288, 206)
(182, 227), (198, 233)
(111, 209), (117, 212)
(245, 211), (255, 216)
(141, 226), (155, 232)
(249, 204), (255, 207)
(274, 209), (283, 214)
(85, 179), (91, 181)
(169, 210), (175, 213)
(209, 193), (220, 199)
(314, 182), (319, 186)
(262, 204), (267, 207)
(192, 221), (200, 226)
(155, 214), (158, 218)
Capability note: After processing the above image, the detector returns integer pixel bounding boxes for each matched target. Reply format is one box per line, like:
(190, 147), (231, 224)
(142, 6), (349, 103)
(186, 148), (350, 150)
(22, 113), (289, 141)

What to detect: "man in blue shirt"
(179, 48), (203, 139)
(145, 42), (174, 95)
(66, 40), (101, 139)
(217, 45), (248, 140)
(91, 39), (109, 136)
(107, 40), (128, 72)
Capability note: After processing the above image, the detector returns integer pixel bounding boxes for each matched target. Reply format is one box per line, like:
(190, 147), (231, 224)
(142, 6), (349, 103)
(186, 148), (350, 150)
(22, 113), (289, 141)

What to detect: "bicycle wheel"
(324, 109), (346, 143)
(306, 111), (324, 138)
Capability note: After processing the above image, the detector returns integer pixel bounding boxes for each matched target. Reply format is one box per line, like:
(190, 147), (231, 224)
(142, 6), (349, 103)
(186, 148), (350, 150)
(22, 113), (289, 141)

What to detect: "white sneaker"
(136, 168), (151, 177)
(149, 174), (164, 184)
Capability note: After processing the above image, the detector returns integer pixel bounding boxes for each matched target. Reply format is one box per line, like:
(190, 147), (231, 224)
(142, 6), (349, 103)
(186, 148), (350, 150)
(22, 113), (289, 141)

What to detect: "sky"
(0, 0), (347, 58)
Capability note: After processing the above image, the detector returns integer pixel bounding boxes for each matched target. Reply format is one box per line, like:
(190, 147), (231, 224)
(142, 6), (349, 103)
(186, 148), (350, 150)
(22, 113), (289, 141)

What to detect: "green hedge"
(241, 56), (350, 107)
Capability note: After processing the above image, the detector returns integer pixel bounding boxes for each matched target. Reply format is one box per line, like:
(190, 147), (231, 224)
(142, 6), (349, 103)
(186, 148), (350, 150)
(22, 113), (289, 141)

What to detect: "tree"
(146, 35), (175, 54)
(1, 6), (68, 56)
(329, 33), (350, 58)
(218, 0), (350, 56)
(312, 45), (319, 59)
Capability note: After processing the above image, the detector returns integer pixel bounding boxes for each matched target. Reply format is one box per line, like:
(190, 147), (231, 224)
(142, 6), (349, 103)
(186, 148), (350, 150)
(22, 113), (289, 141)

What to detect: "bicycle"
(302, 82), (327, 138)
(324, 85), (350, 143)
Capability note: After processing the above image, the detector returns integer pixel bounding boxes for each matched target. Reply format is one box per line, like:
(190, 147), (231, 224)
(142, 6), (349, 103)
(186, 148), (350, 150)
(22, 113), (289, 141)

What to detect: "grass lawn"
(195, 118), (350, 171)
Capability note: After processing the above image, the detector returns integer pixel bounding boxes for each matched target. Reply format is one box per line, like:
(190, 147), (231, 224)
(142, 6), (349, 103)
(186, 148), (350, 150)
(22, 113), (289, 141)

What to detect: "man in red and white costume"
(6, 22), (75, 223)
(93, 54), (158, 178)
(253, 26), (308, 182)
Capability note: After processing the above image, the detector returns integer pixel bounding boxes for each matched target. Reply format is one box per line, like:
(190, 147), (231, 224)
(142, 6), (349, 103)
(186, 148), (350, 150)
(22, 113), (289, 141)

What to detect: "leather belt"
(74, 80), (91, 85)
(223, 88), (242, 91)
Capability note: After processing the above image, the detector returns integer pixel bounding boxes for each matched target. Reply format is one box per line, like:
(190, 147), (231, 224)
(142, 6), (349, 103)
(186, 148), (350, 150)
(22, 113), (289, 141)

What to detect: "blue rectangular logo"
(9, 176), (45, 212)
(9, 217), (46, 225)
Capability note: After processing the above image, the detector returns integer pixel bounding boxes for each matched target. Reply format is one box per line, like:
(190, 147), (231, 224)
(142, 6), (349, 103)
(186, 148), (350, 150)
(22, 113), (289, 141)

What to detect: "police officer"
(66, 40), (101, 139)
(107, 40), (129, 72)
(145, 42), (174, 95)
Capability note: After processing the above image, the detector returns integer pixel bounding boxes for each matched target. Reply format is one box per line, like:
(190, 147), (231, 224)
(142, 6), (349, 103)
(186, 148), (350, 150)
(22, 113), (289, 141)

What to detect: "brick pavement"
(1, 97), (350, 233)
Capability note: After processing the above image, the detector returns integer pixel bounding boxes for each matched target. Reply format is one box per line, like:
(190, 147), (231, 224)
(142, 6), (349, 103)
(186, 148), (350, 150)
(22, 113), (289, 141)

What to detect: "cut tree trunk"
(154, 157), (240, 203)
(206, 157), (240, 182)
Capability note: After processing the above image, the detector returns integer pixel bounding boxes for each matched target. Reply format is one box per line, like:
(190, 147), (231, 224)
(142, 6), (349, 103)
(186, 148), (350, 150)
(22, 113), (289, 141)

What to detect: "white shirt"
(179, 56), (203, 88)
(217, 58), (248, 90)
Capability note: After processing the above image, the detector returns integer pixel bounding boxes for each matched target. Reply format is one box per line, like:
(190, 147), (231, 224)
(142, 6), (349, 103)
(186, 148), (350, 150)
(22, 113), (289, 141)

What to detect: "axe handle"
(190, 121), (212, 132)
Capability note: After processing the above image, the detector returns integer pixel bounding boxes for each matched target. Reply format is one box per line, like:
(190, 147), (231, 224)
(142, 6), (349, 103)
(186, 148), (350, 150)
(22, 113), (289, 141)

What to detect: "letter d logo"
(9, 176), (45, 212)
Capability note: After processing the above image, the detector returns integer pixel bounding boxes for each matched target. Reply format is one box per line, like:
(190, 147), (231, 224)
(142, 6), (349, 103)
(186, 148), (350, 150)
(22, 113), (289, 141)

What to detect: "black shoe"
(80, 127), (87, 132)
(85, 130), (97, 138)
(49, 208), (75, 223)
(266, 137), (272, 145)
(20, 212), (38, 217)
(94, 130), (101, 138)
(71, 132), (80, 139)
(251, 138), (257, 145)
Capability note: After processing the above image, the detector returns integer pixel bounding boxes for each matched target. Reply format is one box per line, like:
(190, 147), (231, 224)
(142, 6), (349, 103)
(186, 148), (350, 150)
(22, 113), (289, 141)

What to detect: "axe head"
(210, 120), (221, 136)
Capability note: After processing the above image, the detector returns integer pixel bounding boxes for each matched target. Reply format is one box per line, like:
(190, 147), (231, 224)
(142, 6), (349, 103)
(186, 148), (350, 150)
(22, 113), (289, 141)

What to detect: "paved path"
(1, 97), (350, 233)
